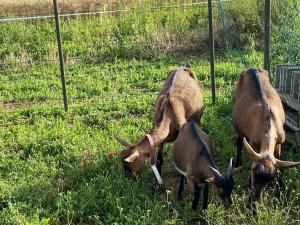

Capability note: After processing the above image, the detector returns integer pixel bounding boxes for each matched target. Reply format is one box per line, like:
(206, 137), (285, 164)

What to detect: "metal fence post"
(208, 0), (216, 104)
(53, 0), (68, 111)
(264, 0), (271, 72)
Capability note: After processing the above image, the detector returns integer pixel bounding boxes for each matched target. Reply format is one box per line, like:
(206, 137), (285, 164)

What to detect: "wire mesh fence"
(0, 0), (270, 104)
(0, 0), (222, 18)
(0, 0), (149, 18)
(0, 0), (266, 113)
(1, 0), (217, 66)
(0, 0), (263, 71)
(272, 0), (300, 144)
(0, 1), (217, 108)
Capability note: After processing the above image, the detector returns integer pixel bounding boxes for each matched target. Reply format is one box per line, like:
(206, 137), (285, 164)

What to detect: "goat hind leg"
(177, 175), (185, 200)
(247, 175), (257, 216)
(192, 182), (201, 210)
(202, 184), (209, 210)
(171, 99), (187, 128)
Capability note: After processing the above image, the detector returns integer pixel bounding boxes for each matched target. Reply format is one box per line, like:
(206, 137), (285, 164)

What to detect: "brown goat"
(232, 68), (300, 207)
(115, 67), (204, 179)
(173, 121), (242, 209)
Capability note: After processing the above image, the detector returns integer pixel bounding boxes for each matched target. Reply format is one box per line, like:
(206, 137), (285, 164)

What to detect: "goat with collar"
(115, 67), (204, 181)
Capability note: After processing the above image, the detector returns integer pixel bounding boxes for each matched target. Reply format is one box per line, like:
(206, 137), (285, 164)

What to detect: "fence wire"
(0, 0), (218, 67)
(0, 0), (218, 18)
(0, 1), (263, 103)
(0, 0), (261, 105)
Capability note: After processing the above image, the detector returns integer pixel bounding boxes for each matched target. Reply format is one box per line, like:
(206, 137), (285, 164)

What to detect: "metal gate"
(275, 64), (300, 144)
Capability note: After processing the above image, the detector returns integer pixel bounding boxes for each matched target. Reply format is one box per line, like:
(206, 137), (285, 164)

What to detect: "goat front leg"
(247, 175), (257, 216)
(156, 143), (164, 175)
(274, 144), (285, 190)
(192, 182), (201, 210)
(202, 184), (209, 210)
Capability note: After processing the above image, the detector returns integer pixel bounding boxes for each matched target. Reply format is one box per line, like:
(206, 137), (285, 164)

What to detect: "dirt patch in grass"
(1, 101), (34, 111)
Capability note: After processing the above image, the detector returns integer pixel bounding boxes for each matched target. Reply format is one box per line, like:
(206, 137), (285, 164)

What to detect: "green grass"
(0, 52), (300, 224)
(0, 0), (299, 223)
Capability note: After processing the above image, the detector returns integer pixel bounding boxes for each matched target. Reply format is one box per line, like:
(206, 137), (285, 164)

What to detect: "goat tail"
(248, 68), (271, 128)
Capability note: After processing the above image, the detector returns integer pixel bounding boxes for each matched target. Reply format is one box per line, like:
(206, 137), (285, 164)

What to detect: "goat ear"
(231, 166), (243, 175)
(124, 151), (140, 163)
(205, 177), (215, 184)
(275, 160), (300, 169)
(114, 136), (133, 148)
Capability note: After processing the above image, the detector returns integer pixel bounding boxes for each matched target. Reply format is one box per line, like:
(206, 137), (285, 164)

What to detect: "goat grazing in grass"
(115, 67), (204, 181)
(232, 68), (300, 210)
(173, 121), (242, 209)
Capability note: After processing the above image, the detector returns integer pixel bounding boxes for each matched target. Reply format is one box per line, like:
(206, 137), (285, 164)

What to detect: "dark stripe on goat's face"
(216, 176), (234, 193)
(252, 159), (276, 198)
(121, 148), (134, 178)
(215, 176), (234, 207)
(189, 121), (215, 168)
(122, 161), (132, 178)
(252, 171), (274, 200)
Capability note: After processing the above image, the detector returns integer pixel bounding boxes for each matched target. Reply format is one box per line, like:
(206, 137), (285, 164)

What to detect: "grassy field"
(0, 0), (264, 65)
(0, 0), (300, 224)
(0, 51), (300, 224)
